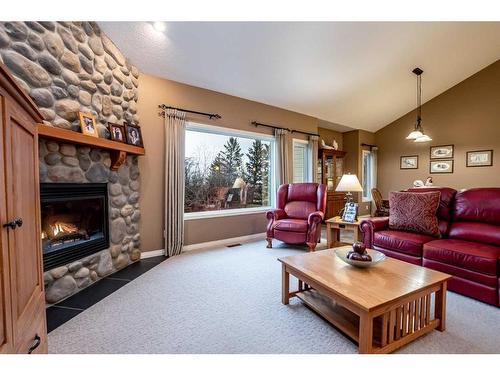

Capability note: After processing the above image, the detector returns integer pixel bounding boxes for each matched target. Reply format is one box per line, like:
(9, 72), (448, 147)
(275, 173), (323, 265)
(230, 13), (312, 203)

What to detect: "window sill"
(184, 207), (272, 221)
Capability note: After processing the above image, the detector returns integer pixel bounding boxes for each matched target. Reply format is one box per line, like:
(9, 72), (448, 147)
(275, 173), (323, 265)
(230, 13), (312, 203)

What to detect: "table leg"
(326, 222), (332, 248)
(435, 281), (447, 331)
(359, 312), (374, 354)
(282, 264), (290, 305)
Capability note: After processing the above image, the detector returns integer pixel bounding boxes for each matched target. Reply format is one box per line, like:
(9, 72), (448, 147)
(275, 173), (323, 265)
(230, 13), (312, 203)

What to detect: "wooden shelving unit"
(37, 124), (145, 171)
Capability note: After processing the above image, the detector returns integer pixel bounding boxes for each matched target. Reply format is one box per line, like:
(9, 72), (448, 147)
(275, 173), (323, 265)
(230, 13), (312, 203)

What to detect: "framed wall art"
(466, 150), (493, 167)
(430, 145), (454, 159)
(400, 155), (419, 169)
(430, 160), (454, 174)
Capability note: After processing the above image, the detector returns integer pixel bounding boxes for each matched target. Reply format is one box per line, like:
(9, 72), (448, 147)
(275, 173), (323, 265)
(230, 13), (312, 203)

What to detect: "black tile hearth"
(109, 256), (165, 281)
(57, 278), (129, 310)
(47, 257), (167, 332)
(46, 306), (83, 333)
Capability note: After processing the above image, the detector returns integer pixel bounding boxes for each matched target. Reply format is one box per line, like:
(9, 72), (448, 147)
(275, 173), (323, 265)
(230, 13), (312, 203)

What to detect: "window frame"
(292, 138), (311, 183)
(184, 122), (276, 220)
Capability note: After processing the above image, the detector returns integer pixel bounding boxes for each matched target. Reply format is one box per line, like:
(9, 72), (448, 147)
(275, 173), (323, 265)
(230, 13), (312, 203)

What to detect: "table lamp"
(336, 174), (363, 221)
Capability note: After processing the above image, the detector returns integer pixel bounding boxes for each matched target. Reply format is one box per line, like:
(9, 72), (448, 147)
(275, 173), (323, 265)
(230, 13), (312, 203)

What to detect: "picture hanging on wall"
(400, 155), (419, 169)
(430, 145), (454, 159)
(466, 150), (493, 167)
(430, 160), (454, 174)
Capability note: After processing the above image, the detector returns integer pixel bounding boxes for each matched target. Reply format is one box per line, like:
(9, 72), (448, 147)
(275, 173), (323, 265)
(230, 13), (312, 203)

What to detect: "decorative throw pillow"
(389, 191), (441, 237)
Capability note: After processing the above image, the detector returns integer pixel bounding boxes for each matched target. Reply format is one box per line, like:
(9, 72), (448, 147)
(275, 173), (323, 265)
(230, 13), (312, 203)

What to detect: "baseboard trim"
(140, 249), (165, 259)
(182, 232), (266, 252)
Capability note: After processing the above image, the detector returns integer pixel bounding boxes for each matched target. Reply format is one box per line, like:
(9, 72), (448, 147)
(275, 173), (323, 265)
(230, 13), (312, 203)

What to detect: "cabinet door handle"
(2, 218), (22, 230)
(28, 334), (41, 354)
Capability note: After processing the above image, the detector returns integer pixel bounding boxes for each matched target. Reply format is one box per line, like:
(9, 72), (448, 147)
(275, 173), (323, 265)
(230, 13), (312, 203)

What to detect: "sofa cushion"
(453, 188), (500, 224)
(448, 222), (500, 247)
(423, 239), (500, 276)
(273, 218), (308, 233)
(389, 191), (441, 237)
(374, 230), (436, 257)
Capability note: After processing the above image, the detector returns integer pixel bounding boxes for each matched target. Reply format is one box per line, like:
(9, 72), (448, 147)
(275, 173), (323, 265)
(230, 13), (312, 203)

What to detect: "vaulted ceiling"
(99, 22), (500, 132)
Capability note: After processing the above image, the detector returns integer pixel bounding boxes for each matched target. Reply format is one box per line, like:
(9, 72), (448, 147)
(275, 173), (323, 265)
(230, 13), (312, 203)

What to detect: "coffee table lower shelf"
(292, 286), (444, 354)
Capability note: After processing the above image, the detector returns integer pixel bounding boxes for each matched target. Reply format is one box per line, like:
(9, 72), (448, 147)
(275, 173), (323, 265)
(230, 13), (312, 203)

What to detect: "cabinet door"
(0, 90), (14, 354)
(3, 96), (46, 353)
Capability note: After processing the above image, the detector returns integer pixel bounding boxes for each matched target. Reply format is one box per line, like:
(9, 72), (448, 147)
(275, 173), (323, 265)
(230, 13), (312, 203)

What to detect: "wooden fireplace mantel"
(37, 124), (145, 171)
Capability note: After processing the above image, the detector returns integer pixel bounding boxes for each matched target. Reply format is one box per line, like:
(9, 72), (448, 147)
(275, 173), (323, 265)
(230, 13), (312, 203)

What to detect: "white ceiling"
(99, 22), (500, 132)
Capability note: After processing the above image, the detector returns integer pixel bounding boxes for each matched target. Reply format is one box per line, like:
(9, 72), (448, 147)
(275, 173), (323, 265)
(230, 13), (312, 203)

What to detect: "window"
(184, 123), (274, 217)
(362, 150), (375, 202)
(292, 139), (310, 183)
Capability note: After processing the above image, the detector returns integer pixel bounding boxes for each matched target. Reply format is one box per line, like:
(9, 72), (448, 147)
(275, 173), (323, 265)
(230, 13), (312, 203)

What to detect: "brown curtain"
(164, 109), (186, 257)
(275, 128), (291, 186)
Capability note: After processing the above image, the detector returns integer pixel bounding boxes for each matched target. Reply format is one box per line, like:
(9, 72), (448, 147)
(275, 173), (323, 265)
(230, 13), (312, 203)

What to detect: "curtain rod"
(252, 121), (319, 137)
(158, 104), (222, 120)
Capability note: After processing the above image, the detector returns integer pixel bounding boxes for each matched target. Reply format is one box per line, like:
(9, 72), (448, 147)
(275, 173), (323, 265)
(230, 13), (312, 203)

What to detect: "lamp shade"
(414, 134), (432, 143)
(406, 129), (424, 140)
(336, 174), (363, 192)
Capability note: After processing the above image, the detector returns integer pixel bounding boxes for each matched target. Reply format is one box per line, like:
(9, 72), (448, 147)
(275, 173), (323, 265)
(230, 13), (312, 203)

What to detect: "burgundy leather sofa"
(360, 187), (500, 306)
(266, 183), (327, 251)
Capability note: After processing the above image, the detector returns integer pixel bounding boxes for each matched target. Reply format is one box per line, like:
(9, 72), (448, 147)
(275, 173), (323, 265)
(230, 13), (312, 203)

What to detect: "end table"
(326, 216), (363, 248)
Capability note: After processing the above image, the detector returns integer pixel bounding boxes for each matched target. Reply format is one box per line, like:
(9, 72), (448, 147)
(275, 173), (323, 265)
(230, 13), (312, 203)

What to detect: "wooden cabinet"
(317, 149), (347, 220)
(0, 64), (47, 354)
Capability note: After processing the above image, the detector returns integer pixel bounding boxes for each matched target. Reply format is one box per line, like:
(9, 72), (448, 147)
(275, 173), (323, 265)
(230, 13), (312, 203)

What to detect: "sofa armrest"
(266, 209), (286, 238)
(307, 211), (324, 243)
(359, 217), (389, 248)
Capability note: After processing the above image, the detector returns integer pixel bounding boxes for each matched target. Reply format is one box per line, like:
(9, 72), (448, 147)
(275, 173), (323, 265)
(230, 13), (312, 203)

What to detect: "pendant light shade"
(414, 134), (432, 143)
(406, 68), (431, 142)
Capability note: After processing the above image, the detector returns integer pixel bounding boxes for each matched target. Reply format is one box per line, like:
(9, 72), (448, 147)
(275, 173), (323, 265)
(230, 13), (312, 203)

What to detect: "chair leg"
(306, 242), (317, 252)
(266, 238), (273, 248)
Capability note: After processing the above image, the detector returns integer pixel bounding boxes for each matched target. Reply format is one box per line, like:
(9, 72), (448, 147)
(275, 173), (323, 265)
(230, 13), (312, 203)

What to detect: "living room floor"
(47, 239), (500, 354)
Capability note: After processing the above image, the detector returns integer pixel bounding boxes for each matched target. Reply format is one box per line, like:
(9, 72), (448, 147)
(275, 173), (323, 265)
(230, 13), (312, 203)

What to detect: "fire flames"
(41, 222), (79, 240)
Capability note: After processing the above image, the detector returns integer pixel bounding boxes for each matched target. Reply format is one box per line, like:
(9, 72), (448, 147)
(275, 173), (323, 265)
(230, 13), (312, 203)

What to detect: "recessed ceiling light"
(152, 22), (166, 32)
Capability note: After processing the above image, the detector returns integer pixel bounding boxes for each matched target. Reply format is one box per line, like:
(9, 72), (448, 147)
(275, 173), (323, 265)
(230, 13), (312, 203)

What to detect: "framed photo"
(430, 160), (454, 174)
(466, 150), (493, 167)
(79, 112), (98, 137)
(125, 123), (143, 147)
(342, 202), (358, 223)
(108, 122), (126, 143)
(430, 144), (454, 159)
(400, 155), (419, 169)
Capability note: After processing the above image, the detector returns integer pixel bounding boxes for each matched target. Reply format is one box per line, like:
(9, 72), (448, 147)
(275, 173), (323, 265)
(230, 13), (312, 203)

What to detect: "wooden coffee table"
(278, 246), (451, 354)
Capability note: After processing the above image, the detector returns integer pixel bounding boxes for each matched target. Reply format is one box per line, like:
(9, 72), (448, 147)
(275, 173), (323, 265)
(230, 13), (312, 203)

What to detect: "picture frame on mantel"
(79, 112), (98, 138)
(466, 150), (493, 167)
(430, 144), (454, 159)
(400, 155), (419, 169)
(125, 123), (144, 147)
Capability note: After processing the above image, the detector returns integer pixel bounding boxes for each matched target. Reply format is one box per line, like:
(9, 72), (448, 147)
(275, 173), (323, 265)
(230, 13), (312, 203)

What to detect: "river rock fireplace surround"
(40, 138), (142, 304)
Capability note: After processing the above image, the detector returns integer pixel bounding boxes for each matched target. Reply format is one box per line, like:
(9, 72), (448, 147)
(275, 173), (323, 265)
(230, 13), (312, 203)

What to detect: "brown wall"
(137, 73), (319, 250)
(318, 127), (343, 151)
(376, 59), (500, 196)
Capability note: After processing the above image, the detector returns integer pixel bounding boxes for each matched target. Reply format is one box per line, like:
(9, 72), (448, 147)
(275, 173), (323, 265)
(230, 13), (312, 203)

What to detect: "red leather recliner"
(266, 183), (327, 251)
(360, 187), (500, 306)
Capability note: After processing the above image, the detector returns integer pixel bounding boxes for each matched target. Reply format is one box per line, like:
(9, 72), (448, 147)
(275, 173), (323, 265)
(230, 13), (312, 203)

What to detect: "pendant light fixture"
(406, 67), (432, 142)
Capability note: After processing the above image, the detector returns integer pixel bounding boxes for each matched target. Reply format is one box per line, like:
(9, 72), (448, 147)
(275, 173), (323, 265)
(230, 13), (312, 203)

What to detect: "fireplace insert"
(40, 183), (109, 271)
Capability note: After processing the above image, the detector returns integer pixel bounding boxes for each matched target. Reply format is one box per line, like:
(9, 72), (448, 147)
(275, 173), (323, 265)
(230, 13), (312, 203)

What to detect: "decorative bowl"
(334, 248), (386, 268)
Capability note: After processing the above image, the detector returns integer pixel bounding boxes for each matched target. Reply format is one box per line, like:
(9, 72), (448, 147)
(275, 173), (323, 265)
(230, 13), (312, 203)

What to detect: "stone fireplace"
(40, 140), (141, 304)
(0, 21), (143, 304)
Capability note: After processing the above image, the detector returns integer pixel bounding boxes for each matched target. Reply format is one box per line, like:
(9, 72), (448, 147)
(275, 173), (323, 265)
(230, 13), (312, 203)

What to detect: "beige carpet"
(48, 239), (500, 354)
